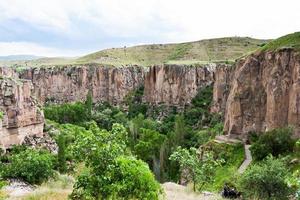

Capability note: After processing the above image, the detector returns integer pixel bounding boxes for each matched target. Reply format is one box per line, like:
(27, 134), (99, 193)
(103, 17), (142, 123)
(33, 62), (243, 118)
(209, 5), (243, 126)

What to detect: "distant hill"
(76, 37), (269, 66)
(0, 37), (270, 67)
(0, 55), (42, 61)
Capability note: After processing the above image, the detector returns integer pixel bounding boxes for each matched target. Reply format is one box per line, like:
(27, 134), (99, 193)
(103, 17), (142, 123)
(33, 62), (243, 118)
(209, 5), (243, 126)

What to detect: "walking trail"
(238, 144), (252, 173)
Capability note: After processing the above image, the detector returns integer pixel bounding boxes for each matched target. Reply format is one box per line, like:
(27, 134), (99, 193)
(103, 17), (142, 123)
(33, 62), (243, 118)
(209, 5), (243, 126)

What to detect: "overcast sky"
(0, 0), (299, 57)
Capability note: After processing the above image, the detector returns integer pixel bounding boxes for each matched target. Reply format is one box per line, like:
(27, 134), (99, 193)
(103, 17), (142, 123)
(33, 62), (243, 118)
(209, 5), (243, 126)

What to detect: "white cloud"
(0, 42), (82, 57)
(0, 0), (299, 55)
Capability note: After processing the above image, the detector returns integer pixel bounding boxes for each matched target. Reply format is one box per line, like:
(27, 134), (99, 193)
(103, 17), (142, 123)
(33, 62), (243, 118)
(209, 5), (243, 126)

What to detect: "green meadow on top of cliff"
(260, 32), (300, 52)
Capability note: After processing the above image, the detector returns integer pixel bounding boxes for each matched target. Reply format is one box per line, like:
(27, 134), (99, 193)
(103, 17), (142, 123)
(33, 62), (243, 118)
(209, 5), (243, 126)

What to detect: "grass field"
(0, 36), (268, 67)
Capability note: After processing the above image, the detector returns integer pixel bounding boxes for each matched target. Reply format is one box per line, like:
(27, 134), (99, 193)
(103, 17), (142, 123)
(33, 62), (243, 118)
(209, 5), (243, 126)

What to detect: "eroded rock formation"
(0, 76), (44, 149)
(224, 49), (300, 138)
(211, 65), (233, 114)
(144, 64), (218, 106)
(19, 64), (145, 105)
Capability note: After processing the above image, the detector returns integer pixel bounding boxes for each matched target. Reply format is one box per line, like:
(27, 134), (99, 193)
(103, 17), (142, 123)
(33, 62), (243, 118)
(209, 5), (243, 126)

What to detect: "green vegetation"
(261, 32), (300, 52)
(0, 148), (54, 184)
(239, 156), (295, 200)
(250, 127), (296, 161)
(44, 102), (89, 124)
(202, 142), (245, 191)
(70, 123), (162, 200)
(76, 37), (268, 66)
(170, 146), (222, 191)
(168, 43), (192, 60)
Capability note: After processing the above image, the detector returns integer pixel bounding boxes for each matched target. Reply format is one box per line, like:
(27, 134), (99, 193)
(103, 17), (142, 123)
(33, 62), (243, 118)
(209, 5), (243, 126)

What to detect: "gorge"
(0, 34), (300, 149)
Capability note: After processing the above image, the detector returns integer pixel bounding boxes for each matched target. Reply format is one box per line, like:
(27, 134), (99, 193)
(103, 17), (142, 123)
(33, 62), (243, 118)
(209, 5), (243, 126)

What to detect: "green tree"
(128, 113), (144, 144)
(70, 123), (162, 199)
(169, 146), (222, 191)
(250, 127), (296, 161)
(1, 148), (54, 184)
(239, 156), (294, 200)
(57, 132), (67, 173)
(85, 90), (93, 120)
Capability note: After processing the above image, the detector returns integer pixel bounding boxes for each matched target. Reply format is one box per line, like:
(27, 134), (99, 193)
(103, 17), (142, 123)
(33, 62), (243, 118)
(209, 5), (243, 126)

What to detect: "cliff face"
(224, 49), (300, 138)
(19, 65), (145, 105)
(0, 76), (44, 149)
(211, 65), (233, 114)
(19, 64), (221, 108)
(144, 64), (218, 106)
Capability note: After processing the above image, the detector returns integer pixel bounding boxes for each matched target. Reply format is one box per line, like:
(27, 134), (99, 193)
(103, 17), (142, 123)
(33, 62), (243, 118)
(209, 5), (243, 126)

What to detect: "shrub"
(170, 146), (222, 191)
(44, 102), (88, 124)
(1, 148), (54, 184)
(250, 127), (296, 161)
(239, 156), (294, 200)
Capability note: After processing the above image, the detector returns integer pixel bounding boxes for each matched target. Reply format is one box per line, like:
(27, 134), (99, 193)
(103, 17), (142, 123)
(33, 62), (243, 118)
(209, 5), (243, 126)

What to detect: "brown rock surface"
(211, 65), (233, 114)
(144, 64), (217, 106)
(0, 77), (44, 149)
(19, 64), (145, 105)
(224, 49), (300, 138)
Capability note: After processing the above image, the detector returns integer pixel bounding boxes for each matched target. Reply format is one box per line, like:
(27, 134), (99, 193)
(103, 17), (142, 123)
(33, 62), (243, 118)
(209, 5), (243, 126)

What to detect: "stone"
(224, 49), (300, 138)
(0, 77), (44, 150)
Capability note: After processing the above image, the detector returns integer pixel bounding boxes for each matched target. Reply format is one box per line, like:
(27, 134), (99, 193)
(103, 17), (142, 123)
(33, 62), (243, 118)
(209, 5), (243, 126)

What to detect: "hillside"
(260, 32), (300, 52)
(76, 37), (268, 66)
(0, 37), (268, 67)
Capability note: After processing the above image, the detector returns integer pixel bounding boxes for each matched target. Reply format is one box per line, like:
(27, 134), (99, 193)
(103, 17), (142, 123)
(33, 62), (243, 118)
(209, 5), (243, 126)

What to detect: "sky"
(0, 0), (299, 57)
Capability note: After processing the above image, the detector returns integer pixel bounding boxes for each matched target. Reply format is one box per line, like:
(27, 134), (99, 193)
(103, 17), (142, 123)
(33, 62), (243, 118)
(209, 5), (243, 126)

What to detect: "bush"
(250, 127), (296, 161)
(1, 148), (54, 184)
(44, 102), (88, 124)
(239, 156), (294, 200)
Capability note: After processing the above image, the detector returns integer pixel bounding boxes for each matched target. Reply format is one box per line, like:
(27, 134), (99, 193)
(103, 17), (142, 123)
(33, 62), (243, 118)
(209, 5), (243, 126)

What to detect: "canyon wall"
(19, 64), (224, 108)
(19, 65), (145, 105)
(3, 48), (300, 148)
(0, 74), (44, 149)
(144, 64), (217, 107)
(224, 49), (300, 138)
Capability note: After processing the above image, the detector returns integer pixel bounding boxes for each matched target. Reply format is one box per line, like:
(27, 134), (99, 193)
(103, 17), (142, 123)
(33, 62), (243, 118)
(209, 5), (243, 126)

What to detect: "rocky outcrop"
(0, 77), (44, 149)
(211, 65), (233, 114)
(224, 49), (300, 138)
(144, 64), (219, 106)
(19, 64), (145, 105)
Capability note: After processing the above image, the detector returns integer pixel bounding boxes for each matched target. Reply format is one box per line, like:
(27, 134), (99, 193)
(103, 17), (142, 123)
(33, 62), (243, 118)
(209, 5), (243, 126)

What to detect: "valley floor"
(162, 182), (223, 200)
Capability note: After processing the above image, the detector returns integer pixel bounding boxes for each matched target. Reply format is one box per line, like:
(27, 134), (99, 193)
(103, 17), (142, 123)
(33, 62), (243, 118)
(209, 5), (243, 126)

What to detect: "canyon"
(1, 47), (300, 149)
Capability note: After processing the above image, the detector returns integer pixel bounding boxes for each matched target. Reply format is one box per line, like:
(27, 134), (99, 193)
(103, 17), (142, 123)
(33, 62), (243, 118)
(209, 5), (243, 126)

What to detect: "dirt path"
(162, 182), (222, 200)
(238, 145), (252, 173)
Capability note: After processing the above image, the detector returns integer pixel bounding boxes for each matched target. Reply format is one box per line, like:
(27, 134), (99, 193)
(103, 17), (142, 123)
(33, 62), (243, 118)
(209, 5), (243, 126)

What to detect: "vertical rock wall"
(224, 49), (300, 138)
(19, 65), (145, 105)
(144, 64), (218, 107)
(0, 77), (44, 149)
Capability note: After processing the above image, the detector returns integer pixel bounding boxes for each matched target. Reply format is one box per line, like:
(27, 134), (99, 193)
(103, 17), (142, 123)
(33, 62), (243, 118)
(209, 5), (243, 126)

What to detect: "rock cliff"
(19, 65), (145, 105)
(211, 65), (233, 114)
(0, 75), (44, 149)
(224, 49), (300, 138)
(144, 64), (220, 106)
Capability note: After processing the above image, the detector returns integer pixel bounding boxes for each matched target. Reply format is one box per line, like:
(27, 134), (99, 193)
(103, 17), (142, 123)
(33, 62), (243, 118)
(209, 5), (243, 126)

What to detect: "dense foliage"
(170, 146), (222, 191)
(44, 102), (89, 124)
(250, 127), (296, 161)
(70, 123), (162, 200)
(239, 156), (295, 200)
(0, 148), (54, 184)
